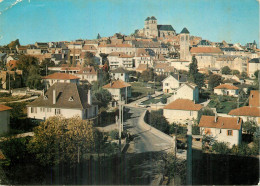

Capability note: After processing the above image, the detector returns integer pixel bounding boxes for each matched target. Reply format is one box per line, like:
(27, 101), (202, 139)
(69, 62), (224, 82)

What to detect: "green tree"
(149, 110), (169, 134)
(212, 141), (230, 154)
(243, 121), (257, 135)
(221, 66), (231, 75)
(232, 70), (240, 75)
(140, 68), (156, 82)
(241, 71), (248, 78)
(160, 95), (167, 104)
(84, 52), (98, 69)
(254, 70), (259, 78)
(97, 33), (101, 39)
(92, 87), (112, 108)
(26, 66), (43, 90)
(28, 116), (96, 167)
(100, 53), (109, 65)
(208, 74), (222, 90)
(197, 107), (215, 123)
(189, 56), (205, 89)
(7, 39), (20, 49)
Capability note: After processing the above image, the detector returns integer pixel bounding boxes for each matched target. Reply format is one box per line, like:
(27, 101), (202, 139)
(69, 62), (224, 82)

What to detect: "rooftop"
(42, 73), (80, 80)
(214, 84), (239, 90)
(164, 99), (203, 111)
(228, 106), (260, 117)
(103, 80), (131, 89)
(199, 115), (242, 130)
(0, 104), (12, 112)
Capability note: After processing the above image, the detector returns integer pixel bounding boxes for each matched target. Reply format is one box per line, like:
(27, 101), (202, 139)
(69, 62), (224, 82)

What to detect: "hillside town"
(0, 16), (259, 185)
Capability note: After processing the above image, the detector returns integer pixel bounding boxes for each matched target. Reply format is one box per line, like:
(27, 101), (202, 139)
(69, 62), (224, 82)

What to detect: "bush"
(192, 125), (200, 135)
(169, 123), (187, 136)
(212, 142), (230, 154)
(160, 96), (167, 104)
(109, 130), (119, 140)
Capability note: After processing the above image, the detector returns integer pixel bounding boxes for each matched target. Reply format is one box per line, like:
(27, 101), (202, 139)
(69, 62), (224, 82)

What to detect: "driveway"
(123, 107), (172, 153)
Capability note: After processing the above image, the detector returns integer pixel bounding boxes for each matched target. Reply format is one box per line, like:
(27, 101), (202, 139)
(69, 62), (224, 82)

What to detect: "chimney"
(88, 89), (92, 105)
(237, 117), (240, 124)
(110, 81), (112, 87)
(214, 113), (218, 123)
(53, 89), (56, 104)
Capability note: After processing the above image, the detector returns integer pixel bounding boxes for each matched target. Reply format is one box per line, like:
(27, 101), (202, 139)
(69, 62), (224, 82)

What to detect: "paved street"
(123, 106), (172, 153)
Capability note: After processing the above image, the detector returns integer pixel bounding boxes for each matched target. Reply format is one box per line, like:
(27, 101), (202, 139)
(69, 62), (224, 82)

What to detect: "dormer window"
(44, 95), (48, 100)
(68, 96), (74, 101)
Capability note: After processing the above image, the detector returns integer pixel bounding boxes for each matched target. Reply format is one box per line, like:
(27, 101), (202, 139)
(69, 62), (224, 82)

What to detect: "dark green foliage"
(92, 82), (112, 108)
(212, 142), (230, 154)
(231, 70), (240, 75)
(208, 74), (222, 90)
(241, 71), (248, 78)
(140, 68), (156, 82)
(221, 66), (231, 75)
(189, 56), (205, 89)
(109, 130), (119, 140)
(160, 95), (167, 104)
(192, 125), (200, 135)
(147, 110), (169, 134)
(197, 107), (215, 123)
(168, 123), (187, 136)
(254, 70), (259, 78)
(243, 121), (257, 135)
(26, 66), (44, 89)
(7, 39), (20, 49)
(97, 33), (101, 39)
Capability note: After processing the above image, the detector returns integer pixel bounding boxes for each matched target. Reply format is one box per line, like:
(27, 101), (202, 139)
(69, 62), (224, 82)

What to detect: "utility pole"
(118, 101), (122, 153)
(187, 122), (192, 185)
(8, 70), (10, 93)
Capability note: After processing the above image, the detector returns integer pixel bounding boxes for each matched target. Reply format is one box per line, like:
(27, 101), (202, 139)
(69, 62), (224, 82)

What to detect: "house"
(110, 67), (129, 82)
(107, 52), (134, 70)
(162, 74), (187, 93)
(0, 104), (12, 134)
(75, 66), (100, 84)
(228, 90), (260, 125)
(214, 84), (239, 97)
(199, 115), (242, 147)
(247, 58), (260, 78)
(163, 99), (203, 124)
(169, 82), (199, 103)
(103, 80), (131, 103)
(154, 63), (175, 76)
(27, 83), (98, 120)
(136, 64), (148, 73)
(42, 73), (80, 88)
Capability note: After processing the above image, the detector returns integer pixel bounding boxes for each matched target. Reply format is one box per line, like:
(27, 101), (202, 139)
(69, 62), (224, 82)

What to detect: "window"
(68, 96), (74, 101)
(40, 107), (45, 112)
(31, 107), (37, 113)
(55, 109), (61, 115)
(47, 108), (51, 112)
(165, 83), (169, 86)
(44, 95), (48, 100)
(227, 130), (233, 136)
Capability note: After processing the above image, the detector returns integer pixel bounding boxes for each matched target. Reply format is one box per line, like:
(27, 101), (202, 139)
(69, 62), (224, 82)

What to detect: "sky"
(0, 0), (259, 46)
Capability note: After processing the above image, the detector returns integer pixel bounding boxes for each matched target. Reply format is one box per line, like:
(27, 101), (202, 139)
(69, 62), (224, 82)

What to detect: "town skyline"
(0, 0), (259, 46)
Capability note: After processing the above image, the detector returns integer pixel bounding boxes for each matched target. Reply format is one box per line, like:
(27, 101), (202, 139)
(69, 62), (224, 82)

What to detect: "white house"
(229, 90), (260, 125)
(247, 58), (260, 78)
(163, 99), (203, 124)
(103, 80), (131, 102)
(110, 67), (129, 82)
(75, 66), (101, 84)
(162, 74), (187, 93)
(0, 104), (12, 135)
(27, 83), (98, 120)
(107, 52), (134, 70)
(169, 82), (199, 103)
(199, 115), (242, 147)
(214, 84), (239, 97)
(42, 73), (80, 88)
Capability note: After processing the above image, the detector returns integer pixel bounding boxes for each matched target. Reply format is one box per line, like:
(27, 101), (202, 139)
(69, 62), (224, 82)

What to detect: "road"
(123, 106), (172, 153)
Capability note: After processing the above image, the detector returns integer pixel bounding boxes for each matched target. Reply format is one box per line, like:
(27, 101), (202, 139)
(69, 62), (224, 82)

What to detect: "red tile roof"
(199, 115), (242, 130)
(214, 84), (239, 90)
(42, 73), (80, 80)
(190, 47), (222, 54)
(77, 66), (97, 75)
(103, 80), (131, 89)
(249, 90), (260, 107)
(82, 45), (97, 50)
(0, 104), (12, 112)
(136, 64), (148, 72)
(164, 99), (203, 111)
(228, 106), (260, 117)
(98, 44), (132, 48)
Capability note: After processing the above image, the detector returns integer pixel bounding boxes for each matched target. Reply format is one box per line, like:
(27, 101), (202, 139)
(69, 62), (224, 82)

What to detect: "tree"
(197, 107), (215, 123)
(243, 121), (257, 135)
(83, 52), (98, 69)
(208, 74), (222, 90)
(28, 116), (96, 167)
(241, 71), (248, 78)
(254, 70), (259, 78)
(221, 66), (231, 75)
(232, 70), (240, 75)
(189, 56), (205, 89)
(212, 142), (230, 154)
(26, 66), (43, 90)
(99, 53), (109, 65)
(92, 87), (112, 108)
(160, 95), (167, 104)
(149, 110), (169, 134)
(7, 39), (20, 49)
(140, 68), (156, 82)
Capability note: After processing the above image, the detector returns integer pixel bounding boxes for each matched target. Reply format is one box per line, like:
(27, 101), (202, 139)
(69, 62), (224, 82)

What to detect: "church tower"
(180, 27), (190, 60)
(144, 16), (158, 38)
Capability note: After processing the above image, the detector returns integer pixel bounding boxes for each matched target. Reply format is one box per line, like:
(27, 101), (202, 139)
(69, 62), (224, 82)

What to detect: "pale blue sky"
(0, 0), (259, 45)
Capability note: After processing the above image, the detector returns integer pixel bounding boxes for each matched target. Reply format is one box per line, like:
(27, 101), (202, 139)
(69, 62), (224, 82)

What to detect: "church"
(138, 16), (176, 38)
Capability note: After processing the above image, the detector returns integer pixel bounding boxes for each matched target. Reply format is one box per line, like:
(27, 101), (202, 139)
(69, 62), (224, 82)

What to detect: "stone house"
(27, 83), (98, 120)
(103, 80), (131, 102)
(162, 74), (187, 93)
(199, 115), (242, 147)
(110, 67), (129, 82)
(214, 84), (239, 97)
(163, 99), (203, 124)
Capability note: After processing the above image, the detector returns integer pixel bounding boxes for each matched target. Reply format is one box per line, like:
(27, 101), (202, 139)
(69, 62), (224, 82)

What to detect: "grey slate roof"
(27, 83), (92, 109)
(249, 58), (260, 63)
(145, 17), (150, 21)
(110, 67), (128, 74)
(157, 25), (175, 31)
(172, 74), (187, 83)
(198, 40), (211, 46)
(150, 16), (157, 20)
(180, 27), (190, 34)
